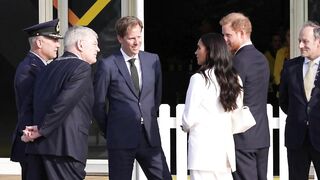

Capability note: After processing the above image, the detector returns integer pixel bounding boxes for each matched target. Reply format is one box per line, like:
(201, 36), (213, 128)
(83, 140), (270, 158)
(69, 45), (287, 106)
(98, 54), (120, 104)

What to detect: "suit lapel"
(113, 52), (140, 98)
(295, 58), (306, 101)
(309, 62), (320, 103)
(314, 62), (320, 88)
(138, 53), (146, 97)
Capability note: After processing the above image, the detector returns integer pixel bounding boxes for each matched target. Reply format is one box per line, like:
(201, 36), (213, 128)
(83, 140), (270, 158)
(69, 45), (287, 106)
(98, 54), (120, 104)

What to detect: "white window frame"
(0, 0), (142, 176)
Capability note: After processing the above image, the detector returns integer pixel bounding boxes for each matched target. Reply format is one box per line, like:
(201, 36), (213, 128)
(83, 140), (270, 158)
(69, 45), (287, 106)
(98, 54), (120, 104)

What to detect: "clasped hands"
(21, 126), (42, 143)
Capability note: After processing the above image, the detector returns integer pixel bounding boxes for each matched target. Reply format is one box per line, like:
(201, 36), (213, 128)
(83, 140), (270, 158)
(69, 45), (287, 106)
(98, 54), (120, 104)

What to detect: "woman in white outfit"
(182, 33), (243, 180)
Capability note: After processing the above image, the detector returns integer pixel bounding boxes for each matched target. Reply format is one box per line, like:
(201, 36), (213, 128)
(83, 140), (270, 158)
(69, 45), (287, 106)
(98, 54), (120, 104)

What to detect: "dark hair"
(115, 16), (143, 38)
(197, 33), (242, 112)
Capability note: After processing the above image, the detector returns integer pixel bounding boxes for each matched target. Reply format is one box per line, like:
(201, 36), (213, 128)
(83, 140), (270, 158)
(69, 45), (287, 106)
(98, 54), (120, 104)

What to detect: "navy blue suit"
(279, 56), (320, 180)
(93, 50), (171, 180)
(11, 52), (46, 179)
(232, 45), (270, 180)
(26, 52), (94, 180)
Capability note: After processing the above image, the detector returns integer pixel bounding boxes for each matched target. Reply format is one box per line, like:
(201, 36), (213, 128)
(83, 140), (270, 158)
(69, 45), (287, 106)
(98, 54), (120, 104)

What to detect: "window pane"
(67, 0), (121, 159)
(308, 0), (320, 22)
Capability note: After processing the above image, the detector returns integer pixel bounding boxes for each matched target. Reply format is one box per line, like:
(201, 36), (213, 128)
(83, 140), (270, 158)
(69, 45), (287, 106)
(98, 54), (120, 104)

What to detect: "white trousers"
(190, 169), (233, 180)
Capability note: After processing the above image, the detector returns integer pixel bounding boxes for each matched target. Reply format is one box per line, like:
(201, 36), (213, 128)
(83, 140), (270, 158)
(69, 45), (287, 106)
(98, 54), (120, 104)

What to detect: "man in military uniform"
(10, 19), (62, 180)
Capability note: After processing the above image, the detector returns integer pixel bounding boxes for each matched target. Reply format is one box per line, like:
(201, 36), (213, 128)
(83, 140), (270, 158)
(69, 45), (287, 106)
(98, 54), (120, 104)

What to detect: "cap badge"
(56, 21), (60, 33)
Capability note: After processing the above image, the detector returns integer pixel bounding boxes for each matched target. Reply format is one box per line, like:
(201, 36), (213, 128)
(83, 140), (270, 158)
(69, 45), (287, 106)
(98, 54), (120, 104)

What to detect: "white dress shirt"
(30, 51), (48, 65)
(120, 48), (142, 90)
(303, 57), (320, 79)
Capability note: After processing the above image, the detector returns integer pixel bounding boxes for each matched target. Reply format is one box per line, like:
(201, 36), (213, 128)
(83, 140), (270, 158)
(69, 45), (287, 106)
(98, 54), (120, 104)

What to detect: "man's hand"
(20, 126), (42, 142)
(21, 133), (33, 143)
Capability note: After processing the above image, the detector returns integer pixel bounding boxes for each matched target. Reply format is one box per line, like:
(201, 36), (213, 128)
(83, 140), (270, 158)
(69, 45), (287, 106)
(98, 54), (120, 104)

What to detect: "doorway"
(144, 0), (290, 175)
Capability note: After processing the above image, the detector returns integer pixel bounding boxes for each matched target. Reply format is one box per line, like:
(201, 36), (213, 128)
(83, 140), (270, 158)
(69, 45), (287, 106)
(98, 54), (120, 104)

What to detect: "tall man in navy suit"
(279, 21), (320, 180)
(220, 12), (270, 180)
(21, 26), (100, 180)
(10, 19), (62, 180)
(93, 16), (171, 180)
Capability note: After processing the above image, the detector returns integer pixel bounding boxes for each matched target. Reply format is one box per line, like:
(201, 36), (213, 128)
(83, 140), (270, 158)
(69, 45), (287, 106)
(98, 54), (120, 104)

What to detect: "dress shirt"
(120, 48), (144, 124)
(303, 57), (320, 80)
(120, 48), (142, 90)
(30, 51), (48, 65)
(235, 41), (253, 55)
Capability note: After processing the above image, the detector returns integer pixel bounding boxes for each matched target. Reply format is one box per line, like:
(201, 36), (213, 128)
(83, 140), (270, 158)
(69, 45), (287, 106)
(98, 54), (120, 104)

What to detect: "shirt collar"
(235, 41), (252, 54)
(304, 56), (320, 65)
(30, 51), (48, 65)
(120, 48), (139, 62)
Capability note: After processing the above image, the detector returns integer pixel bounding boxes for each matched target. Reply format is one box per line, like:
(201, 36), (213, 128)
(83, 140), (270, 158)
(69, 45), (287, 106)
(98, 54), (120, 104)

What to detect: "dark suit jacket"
(233, 45), (270, 149)
(26, 52), (94, 164)
(279, 56), (320, 151)
(11, 52), (46, 162)
(93, 50), (162, 149)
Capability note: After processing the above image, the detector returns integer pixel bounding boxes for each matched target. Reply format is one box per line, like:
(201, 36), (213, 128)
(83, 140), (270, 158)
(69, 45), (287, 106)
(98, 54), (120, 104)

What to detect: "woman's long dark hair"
(197, 33), (242, 112)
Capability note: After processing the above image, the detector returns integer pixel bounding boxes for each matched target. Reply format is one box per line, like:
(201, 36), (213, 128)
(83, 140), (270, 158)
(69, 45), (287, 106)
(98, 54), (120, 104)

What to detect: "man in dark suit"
(10, 19), (62, 180)
(21, 26), (100, 180)
(279, 21), (320, 180)
(93, 16), (171, 180)
(220, 12), (270, 180)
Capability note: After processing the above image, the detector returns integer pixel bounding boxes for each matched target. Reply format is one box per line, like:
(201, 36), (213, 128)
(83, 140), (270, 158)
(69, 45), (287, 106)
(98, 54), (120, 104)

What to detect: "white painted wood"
(267, 104), (274, 180)
(175, 104), (188, 180)
(279, 108), (288, 180)
(5, 105), (316, 179)
(38, 0), (53, 23)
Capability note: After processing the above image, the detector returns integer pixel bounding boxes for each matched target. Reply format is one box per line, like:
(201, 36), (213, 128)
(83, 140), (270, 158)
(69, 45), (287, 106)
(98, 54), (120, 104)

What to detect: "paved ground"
(0, 175), (283, 180)
(0, 175), (108, 180)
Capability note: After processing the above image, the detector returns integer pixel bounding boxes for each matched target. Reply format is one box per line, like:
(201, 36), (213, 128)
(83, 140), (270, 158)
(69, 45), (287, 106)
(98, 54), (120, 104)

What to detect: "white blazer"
(182, 70), (243, 172)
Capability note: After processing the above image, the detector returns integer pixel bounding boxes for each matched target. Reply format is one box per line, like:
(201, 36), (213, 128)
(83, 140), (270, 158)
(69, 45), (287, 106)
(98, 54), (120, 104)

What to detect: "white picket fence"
(1, 104), (318, 179)
(138, 104), (275, 180)
(131, 104), (316, 180)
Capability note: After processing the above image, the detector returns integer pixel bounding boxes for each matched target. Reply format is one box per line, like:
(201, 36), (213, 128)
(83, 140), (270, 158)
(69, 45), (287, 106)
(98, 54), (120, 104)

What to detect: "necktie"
(129, 58), (140, 94)
(304, 60), (316, 101)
